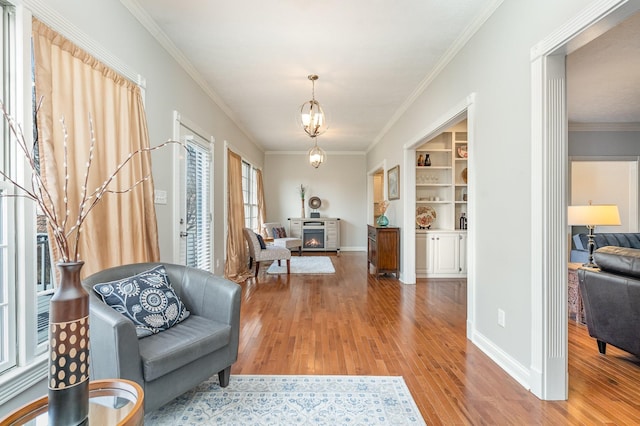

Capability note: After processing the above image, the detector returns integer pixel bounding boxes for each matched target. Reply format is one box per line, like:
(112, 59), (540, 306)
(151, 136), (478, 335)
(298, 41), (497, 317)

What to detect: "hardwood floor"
(232, 252), (640, 424)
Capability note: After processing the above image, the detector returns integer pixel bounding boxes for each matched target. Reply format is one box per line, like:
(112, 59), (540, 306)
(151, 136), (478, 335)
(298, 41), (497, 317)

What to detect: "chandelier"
(308, 139), (326, 169)
(298, 74), (328, 138)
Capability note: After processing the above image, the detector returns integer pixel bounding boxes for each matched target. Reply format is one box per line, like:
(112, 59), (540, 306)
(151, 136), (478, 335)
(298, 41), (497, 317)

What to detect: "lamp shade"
(567, 204), (621, 226)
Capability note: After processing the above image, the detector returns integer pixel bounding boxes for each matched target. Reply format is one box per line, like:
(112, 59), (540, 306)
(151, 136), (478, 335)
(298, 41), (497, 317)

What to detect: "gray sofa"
(570, 233), (640, 263)
(578, 246), (640, 357)
(82, 262), (241, 412)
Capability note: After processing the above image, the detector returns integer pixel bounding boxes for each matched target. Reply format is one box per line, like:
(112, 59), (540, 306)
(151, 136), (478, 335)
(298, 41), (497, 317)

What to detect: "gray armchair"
(82, 262), (241, 412)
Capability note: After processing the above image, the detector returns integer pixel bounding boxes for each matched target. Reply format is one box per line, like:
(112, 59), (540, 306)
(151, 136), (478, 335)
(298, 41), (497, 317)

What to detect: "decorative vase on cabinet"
(376, 214), (389, 227)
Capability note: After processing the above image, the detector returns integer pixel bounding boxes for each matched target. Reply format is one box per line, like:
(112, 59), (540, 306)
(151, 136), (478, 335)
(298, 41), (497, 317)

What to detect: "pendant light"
(308, 139), (326, 168)
(298, 74), (329, 138)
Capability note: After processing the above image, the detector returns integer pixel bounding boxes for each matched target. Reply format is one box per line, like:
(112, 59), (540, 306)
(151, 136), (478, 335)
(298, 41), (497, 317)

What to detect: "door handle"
(180, 232), (189, 238)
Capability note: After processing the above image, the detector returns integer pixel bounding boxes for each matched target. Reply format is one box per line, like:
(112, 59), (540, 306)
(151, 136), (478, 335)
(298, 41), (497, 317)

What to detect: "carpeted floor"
(145, 375), (425, 425)
(266, 255), (335, 274)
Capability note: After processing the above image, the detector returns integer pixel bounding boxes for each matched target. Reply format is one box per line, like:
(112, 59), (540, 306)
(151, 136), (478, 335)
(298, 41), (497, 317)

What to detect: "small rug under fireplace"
(266, 255), (335, 274)
(145, 375), (426, 425)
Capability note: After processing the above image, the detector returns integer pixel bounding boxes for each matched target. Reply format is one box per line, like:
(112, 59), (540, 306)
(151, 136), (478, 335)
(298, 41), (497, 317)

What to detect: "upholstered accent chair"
(82, 262), (241, 412)
(243, 227), (291, 276)
(262, 222), (303, 255)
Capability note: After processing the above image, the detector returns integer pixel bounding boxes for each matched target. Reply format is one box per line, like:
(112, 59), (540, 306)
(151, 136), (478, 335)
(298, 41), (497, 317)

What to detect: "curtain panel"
(32, 18), (160, 278)
(224, 150), (252, 282)
(256, 169), (266, 236)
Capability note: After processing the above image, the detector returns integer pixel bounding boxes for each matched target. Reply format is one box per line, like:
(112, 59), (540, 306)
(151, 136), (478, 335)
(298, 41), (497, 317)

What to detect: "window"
(242, 161), (258, 231)
(0, 4), (50, 388)
(0, 185), (15, 374)
(184, 139), (212, 270)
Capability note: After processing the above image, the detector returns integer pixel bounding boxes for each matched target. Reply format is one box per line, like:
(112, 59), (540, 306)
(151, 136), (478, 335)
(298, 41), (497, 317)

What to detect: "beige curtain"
(32, 19), (159, 278)
(256, 169), (266, 236)
(224, 150), (253, 282)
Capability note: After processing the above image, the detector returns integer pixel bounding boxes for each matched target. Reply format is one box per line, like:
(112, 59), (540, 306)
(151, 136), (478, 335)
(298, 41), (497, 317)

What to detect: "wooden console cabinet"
(367, 225), (400, 278)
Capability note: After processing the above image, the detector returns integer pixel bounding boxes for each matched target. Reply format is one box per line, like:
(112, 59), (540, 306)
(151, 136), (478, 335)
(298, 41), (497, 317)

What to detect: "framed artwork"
(388, 165), (400, 200)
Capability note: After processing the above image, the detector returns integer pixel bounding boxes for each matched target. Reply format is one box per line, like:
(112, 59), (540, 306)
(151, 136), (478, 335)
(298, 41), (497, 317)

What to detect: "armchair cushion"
(138, 315), (231, 381)
(92, 265), (190, 338)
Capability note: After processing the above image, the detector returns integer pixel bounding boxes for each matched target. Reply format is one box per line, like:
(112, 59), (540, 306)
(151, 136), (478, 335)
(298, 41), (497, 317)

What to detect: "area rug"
(266, 255), (335, 274)
(145, 375), (425, 425)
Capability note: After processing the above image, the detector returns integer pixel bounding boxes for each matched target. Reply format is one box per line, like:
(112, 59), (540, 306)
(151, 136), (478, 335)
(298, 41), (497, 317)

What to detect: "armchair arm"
(171, 267), (241, 361)
(87, 293), (144, 386)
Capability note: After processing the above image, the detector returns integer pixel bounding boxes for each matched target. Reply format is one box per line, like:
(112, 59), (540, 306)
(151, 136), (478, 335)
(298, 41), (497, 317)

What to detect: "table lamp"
(568, 204), (621, 267)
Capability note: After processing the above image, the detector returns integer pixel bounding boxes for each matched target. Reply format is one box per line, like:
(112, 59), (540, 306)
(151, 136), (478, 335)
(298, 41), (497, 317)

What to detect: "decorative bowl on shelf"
(461, 167), (468, 183)
(416, 206), (436, 229)
(457, 145), (468, 158)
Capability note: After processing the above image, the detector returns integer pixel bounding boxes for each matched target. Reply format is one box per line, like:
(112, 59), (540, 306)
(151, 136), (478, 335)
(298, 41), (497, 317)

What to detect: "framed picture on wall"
(388, 165), (400, 200)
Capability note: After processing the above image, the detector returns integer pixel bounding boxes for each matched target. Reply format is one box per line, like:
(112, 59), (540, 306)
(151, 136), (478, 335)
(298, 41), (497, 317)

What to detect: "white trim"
(529, 0), (639, 401)
(0, 355), (47, 406)
(368, 0), (503, 152)
(471, 329), (531, 390)
(24, 0), (144, 87)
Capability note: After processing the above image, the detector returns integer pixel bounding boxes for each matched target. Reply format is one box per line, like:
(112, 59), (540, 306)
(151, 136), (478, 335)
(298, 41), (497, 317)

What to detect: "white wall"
(366, 0), (595, 388)
(264, 152), (367, 251)
(571, 160), (637, 232)
(28, 0), (265, 275)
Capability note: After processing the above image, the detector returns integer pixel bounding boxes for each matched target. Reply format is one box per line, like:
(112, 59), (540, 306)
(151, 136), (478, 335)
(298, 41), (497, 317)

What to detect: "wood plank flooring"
(232, 252), (640, 424)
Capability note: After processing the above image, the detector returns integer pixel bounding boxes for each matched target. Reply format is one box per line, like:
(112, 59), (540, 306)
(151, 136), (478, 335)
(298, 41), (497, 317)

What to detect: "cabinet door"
(416, 233), (428, 276)
(325, 220), (338, 250)
(289, 220), (302, 238)
(458, 233), (467, 274)
(433, 233), (459, 274)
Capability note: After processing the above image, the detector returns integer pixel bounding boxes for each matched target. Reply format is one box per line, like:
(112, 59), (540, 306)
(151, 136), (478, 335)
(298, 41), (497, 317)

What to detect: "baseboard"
(469, 328), (531, 391)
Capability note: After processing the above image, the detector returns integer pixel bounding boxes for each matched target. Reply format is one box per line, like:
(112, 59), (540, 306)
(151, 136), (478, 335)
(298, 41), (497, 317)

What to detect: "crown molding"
(119, 0), (259, 147)
(368, 0), (504, 152)
(265, 150), (365, 156)
(569, 122), (640, 131)
(24, 0), (142, 86)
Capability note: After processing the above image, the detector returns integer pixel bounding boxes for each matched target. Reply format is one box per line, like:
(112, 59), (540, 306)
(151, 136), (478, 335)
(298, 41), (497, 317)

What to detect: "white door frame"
(530, 0), (640, 400)
(172, 111), (215, 267)
(401, 94), (476, 337)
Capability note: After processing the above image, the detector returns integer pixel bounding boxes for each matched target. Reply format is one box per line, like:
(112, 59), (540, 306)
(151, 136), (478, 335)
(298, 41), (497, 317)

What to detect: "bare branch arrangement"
(0, 102), (181, 262)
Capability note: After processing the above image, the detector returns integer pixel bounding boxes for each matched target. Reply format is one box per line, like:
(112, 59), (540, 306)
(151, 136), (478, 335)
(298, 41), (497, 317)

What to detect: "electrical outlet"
(216, 259), (220, 269)
(498, 309), (506, 328)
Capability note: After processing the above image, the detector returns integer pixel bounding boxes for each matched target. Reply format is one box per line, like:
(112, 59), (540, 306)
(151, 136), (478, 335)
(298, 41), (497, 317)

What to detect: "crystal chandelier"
(308, 139), (326, 169)
(298, 74), (328, 138)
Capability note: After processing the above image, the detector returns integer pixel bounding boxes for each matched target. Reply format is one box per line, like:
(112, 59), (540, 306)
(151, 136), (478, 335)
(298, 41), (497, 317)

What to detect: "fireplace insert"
(302, 222), (325, 249)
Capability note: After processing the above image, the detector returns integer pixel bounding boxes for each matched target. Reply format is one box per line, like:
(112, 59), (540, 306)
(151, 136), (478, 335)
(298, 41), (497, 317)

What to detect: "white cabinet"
(417, 230), (466, 278)
(416, 233), (428, 276)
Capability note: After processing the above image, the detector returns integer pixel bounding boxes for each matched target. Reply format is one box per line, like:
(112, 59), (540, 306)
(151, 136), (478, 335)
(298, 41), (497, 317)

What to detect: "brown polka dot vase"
(48, 261), (90, 425)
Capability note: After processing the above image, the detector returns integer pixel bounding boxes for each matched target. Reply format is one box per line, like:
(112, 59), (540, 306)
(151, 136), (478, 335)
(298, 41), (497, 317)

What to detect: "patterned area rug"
(266, 256), (335, 274)
(145, 375), (425, 425)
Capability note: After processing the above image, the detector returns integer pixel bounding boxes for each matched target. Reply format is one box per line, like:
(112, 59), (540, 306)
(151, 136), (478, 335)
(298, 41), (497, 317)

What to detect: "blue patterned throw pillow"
(93, 265), (190, 338)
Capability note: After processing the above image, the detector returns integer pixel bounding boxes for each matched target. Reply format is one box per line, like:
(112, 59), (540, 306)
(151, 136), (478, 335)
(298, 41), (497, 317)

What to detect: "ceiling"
(129, 0), (499, 152)
(128, 1), (640, 153)
(567, 11), (640, 125)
